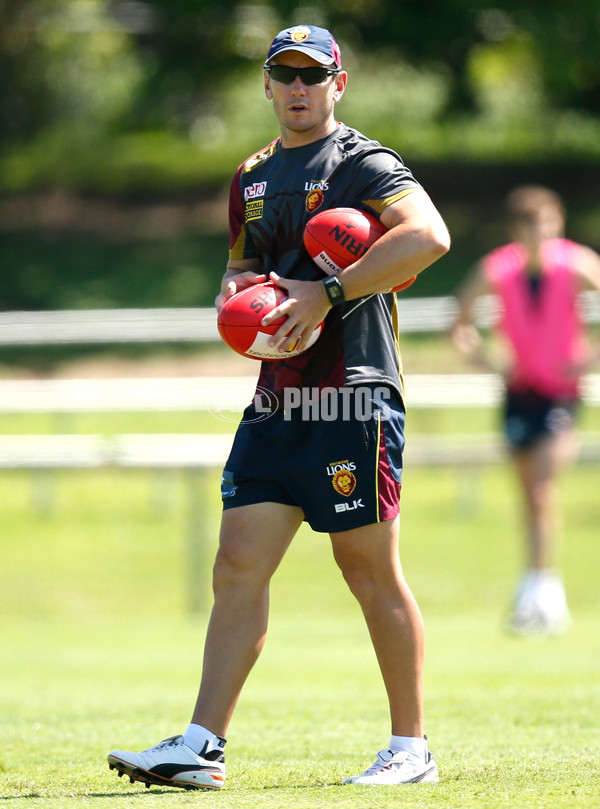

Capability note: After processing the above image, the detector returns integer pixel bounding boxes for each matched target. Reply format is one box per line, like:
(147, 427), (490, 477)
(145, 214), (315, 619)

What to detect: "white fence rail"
(0, 299), (598, 472)
(1, 291), (598, 344)
(0, 307), (218, 345)
(2, 431), (599, 472)
(0, 373), (598, 413)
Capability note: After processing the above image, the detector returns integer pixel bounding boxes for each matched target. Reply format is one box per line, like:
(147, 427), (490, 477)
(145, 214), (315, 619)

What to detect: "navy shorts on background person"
(503, 388), (579, 450)
(221, 385), (405, 533)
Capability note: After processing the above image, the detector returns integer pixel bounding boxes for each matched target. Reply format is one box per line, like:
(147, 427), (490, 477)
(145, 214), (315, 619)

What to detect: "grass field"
(1, 439), (599, 807)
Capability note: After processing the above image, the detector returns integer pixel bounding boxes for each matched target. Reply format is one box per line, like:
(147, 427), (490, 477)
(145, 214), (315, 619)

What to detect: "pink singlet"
(483, 239), (587, 398)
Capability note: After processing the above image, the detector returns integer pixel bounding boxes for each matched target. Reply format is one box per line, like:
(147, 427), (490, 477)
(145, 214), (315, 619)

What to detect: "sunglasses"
(264, 64), (340, 86)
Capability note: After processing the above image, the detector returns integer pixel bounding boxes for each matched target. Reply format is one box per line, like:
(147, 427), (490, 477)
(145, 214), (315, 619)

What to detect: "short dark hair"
(505, 185), (565, 224)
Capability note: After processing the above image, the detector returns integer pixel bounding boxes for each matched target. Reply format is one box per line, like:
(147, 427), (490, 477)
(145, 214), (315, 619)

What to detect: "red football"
(217, 281), (323, 361)
(304, 207), (385, 274)
(304, 206), (416, 293)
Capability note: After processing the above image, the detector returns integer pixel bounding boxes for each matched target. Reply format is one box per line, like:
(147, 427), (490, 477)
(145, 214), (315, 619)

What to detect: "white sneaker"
(344, 748), (439, 785)
(507, 570), (571, 636)
(107, 735), (225, 790)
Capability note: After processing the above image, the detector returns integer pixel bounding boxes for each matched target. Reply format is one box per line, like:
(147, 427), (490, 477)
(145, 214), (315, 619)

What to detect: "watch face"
(323, 276), (346, 306)
(324, 276), (344, 305)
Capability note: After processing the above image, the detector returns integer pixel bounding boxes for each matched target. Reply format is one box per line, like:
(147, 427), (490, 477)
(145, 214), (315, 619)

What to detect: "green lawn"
(1, 459), (599, 808)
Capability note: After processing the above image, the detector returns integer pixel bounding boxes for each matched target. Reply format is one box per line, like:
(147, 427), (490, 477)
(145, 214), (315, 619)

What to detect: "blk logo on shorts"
(334, 498), (364, 513)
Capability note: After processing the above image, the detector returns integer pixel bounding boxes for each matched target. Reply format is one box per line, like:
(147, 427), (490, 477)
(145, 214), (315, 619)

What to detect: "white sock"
(183, 723), (226, 756)
(389, 735), (428, 762)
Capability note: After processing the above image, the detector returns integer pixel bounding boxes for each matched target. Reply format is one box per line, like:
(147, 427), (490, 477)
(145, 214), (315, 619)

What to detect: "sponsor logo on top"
(244, 181), (267, 221)
(245, 181), (267, 201)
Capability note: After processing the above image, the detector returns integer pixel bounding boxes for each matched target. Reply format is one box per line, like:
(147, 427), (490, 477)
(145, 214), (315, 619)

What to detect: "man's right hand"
(215, 270), (267, 311)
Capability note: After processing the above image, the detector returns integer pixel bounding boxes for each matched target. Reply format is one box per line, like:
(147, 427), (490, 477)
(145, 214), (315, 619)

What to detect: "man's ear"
(332, 70), (348, 103)
(264, 71), (273, 100)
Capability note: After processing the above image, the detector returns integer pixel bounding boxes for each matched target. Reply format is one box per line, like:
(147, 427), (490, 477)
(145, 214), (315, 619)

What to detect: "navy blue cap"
(265, 25), (342, 67)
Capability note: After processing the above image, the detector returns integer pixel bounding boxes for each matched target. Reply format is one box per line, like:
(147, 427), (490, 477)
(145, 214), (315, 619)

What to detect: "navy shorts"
(503, 388), (579, 450)
(221, 385), (405, 533)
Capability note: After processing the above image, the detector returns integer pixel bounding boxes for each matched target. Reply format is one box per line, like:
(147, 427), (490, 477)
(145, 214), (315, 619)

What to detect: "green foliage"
(0, 230), (224, 310)
(2, 0), (600, 192)
(2, 2), (600, 318)
(336, 52), (450, 154)
(0, 0), (143, 142)
(468, 32), (544, 124)
(39, 3), (143, 132)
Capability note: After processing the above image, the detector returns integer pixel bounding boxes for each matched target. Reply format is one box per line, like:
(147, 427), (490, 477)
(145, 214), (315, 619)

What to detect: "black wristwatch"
(322, 275), (346, 307)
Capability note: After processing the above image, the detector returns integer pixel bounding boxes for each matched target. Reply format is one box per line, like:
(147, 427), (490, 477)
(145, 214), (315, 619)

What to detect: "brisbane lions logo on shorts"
(328, 460), (357, 497)
(331, 470), (357, 497)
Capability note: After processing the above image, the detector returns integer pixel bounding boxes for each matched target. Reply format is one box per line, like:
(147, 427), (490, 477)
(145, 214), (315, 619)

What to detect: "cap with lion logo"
(266, 25), (342, 67)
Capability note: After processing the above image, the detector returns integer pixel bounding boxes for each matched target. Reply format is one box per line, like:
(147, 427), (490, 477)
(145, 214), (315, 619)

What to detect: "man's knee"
(211, 541), (263, 596)
(334, 546), (378, 602)
(331, 519), (401, 603)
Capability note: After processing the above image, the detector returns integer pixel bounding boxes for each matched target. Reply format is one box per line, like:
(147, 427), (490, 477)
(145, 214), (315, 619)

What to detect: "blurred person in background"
(451, 185), (600, 635)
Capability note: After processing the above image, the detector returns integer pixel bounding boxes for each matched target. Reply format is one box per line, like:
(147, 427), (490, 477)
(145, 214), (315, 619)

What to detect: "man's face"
(264, 50), (346, 147)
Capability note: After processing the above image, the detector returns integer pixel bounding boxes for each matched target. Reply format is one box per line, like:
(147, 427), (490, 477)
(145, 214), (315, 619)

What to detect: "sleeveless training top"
(483, 238), (587, 398)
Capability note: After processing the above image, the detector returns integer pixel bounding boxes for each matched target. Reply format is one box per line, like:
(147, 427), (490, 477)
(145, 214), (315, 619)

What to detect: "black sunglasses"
(264, 64), (340, 86)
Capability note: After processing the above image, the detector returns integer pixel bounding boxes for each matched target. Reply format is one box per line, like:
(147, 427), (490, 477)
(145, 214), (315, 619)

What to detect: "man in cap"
(108, 24), (450, 790)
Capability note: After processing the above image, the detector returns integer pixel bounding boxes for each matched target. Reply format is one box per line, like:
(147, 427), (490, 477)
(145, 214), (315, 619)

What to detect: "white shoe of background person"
(507, 569), (571, 636)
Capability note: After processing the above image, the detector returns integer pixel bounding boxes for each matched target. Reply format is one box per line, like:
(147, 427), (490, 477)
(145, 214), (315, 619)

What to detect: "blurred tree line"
(2, 0), (600, 192)
(0, 0), (600, 317)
